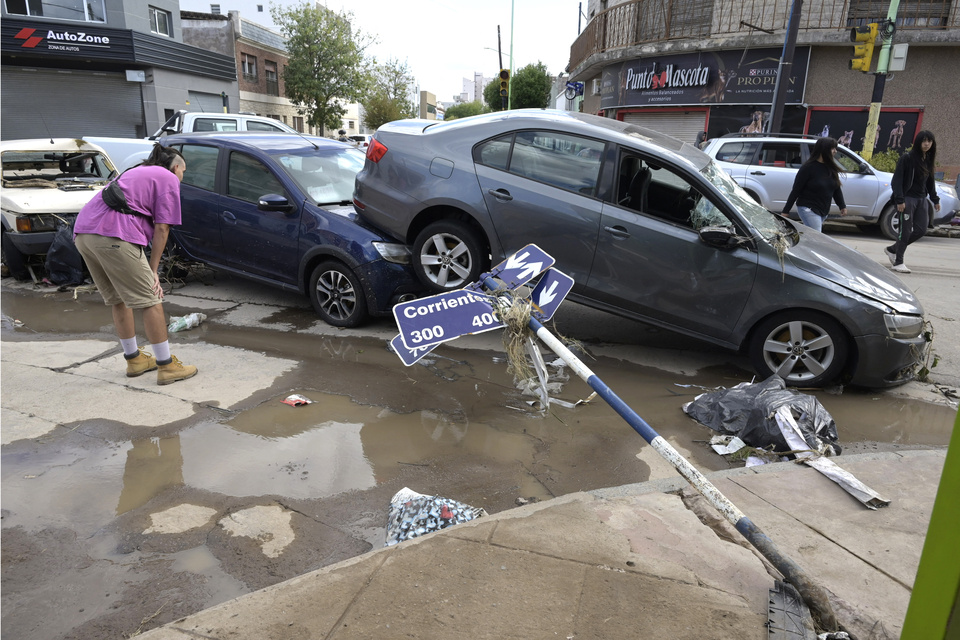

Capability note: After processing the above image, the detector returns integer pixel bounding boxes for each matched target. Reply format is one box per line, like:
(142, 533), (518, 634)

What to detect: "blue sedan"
(161, 133), (422, 327)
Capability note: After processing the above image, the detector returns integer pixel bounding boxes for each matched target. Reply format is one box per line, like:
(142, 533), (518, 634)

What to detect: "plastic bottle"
(167, 312), (206, 333)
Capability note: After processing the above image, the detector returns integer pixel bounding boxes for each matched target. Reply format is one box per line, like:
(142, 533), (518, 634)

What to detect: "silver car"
(701, 133), (959, 240)
(354, 110), (928, 388)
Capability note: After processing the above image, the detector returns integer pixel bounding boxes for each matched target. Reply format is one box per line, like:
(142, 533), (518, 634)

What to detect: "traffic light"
(849, 23), (878, 72)
(499, 69), (510, 98)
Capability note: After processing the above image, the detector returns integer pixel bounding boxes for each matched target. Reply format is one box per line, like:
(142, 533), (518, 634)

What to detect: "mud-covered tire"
(1, 230), (31, 281)
(748, 310), (849, 388)
(309, 260), (368, 328)
(412, 219), (485, 292)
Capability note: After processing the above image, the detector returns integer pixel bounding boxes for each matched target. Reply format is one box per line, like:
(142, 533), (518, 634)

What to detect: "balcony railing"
(570, 0), (958, 71)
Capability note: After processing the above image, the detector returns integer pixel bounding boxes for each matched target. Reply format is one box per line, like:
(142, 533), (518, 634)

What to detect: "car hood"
(784, 230), (923, 315)
(1, 185), (102, 215)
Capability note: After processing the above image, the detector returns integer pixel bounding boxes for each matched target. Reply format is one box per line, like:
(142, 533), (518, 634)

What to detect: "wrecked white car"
(1, 138), (116, 280)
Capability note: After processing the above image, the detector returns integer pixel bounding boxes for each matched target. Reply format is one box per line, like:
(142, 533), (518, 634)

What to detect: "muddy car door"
(170, 143), (226, 263)
(474, 130), (606, 288)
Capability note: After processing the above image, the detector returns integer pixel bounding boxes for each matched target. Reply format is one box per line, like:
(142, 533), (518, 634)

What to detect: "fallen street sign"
(389, 335), (439, 366)
(489, 244), (555, 290)
(394, 288), (505, 350)
(530, 268), (575, 321)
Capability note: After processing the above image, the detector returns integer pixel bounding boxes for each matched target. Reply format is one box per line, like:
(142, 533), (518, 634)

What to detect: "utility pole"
(508, 0), (515, 110)
(768, 0), (802, 134)
(858, 1), (900, 160)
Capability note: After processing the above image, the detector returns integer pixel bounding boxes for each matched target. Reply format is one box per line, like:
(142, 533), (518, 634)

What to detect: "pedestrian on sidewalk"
(782, 137), (848, 232)
(74, 144), (198, 385)
(885, 130), (941, 274)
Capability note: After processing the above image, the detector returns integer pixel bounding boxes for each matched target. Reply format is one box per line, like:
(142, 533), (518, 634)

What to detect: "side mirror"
(859, 162), (870, 173)
(258, 193), (296, 214)
(698, 225), (739, 248)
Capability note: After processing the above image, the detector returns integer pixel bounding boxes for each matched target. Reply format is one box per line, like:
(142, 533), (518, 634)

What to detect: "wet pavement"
(2, 268), (958, 639)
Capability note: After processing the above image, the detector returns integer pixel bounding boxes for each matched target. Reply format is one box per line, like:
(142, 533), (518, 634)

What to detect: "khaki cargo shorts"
(75, 234), (161, 309)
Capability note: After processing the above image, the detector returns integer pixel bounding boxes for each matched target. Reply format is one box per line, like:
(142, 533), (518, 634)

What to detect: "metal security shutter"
(1, 68), (142, 140)
(622, 112), (706, 146)
(188, 91), (226, 114)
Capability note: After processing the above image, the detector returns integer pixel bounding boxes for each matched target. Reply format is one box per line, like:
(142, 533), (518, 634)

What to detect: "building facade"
(568, 0), (960, 180)
(1, 0), (236, 139)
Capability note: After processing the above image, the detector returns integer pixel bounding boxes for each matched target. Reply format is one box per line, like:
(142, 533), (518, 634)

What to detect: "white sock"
(152, 341), (171, 363)
(120, 337), (139, 357)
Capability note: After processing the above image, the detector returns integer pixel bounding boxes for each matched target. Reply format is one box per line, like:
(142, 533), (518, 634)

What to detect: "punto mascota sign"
(600, 47), (810, 109)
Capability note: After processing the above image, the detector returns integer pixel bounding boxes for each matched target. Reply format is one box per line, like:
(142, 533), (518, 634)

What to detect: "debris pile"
(385, 487), (487, 547)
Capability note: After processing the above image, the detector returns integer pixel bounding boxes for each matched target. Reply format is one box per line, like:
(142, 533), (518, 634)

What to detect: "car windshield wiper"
(317, 199), (353, 206)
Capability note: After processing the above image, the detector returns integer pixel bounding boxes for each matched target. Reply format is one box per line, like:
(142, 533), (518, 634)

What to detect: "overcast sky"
(323, 0), (584, 101)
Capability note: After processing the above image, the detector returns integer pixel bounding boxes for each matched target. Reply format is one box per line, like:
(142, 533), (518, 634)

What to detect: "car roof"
(398, 109), (710, 171)
(161, 132), (353, 152)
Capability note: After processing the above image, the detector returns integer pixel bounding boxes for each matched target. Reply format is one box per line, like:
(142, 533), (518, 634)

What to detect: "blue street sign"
(530, 268), (575, 321)
(490, 244), (555, 290)
(394, 288), (504, 350)
(390, 335), (438, 366)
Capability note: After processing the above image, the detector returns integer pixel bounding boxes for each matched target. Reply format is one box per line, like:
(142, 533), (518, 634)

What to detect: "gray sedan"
(353, 110), (928, 388)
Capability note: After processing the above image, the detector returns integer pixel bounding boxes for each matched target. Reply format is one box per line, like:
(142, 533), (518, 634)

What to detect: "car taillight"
(366, 138), (387, 163)
(353, 197), (365, 211)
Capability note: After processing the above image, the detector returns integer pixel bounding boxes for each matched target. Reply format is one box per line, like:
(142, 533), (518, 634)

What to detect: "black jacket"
(782, 161), (846, 217)
(891, 153), (939, 205)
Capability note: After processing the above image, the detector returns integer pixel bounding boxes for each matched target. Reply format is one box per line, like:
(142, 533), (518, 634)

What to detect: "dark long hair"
(806, 137), (844, 188)
(142, 144), (184, 171)
(907, 130), (937, 178)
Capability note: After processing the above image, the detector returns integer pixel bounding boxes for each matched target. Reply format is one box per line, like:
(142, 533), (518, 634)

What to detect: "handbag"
(101, 178), (152, 221)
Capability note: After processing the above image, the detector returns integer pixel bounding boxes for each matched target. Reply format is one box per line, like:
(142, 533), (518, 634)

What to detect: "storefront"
(597, 47), (811, 146)
(1, 18), (236, 139)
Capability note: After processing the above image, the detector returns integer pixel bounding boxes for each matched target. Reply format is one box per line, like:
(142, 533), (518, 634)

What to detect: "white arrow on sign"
(491, 244), (555, 290)
(530, 268), (575, 322)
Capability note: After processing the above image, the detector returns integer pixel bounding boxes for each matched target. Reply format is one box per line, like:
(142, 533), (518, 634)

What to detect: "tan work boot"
(125, 348), (158, 377)
(157, 355), (198, 385)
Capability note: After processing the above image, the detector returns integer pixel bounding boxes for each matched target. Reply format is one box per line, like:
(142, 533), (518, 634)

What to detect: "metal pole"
(483, 276), (838, 632)
(508, 0), (515, 110)
(861, 0), (900, 161)
(498, 25), (507, 111)
(768, 0), (802, 134)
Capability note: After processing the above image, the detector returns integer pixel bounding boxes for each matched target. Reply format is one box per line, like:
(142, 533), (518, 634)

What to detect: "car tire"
(412, 219), (485, 292)
(879, 202), (928, 243)
(748, 310), (849, 388)
(309, 260), (368, 328)
(1, 230), (31, 281)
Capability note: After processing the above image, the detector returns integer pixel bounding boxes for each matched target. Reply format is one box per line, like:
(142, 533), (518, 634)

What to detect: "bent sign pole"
(476, 271), (839, 632)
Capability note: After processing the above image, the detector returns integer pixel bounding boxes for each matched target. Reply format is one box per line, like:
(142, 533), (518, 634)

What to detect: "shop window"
(149, 6), (171, 36)
(7, 0), (105, 22)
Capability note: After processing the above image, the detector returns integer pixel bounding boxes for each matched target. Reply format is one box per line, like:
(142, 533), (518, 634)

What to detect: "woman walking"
(885, 130), (941, 274)
(781, 137), (848, 232)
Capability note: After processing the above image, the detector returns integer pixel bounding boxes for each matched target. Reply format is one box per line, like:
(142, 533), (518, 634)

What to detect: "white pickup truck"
(85, 111), (300, 172)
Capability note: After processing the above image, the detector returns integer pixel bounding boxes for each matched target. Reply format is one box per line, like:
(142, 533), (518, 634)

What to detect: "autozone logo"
(14, 28), (110, 48)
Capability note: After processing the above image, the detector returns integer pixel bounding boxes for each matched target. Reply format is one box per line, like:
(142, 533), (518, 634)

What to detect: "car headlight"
(373, 241), (411, 264)
(937, 183), (957, 199)
(884, 314), (924, 339)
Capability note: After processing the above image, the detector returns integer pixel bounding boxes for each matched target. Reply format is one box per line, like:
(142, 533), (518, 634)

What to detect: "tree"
(510, 62), (552, 110)
(483, 62), (553, 112)
(272, 3), (374, 135)
(444, 101), (489, 121)
(363, 58), (417, 130)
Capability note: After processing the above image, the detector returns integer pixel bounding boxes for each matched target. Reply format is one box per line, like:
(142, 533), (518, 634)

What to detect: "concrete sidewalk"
(139, 450), (945, 640)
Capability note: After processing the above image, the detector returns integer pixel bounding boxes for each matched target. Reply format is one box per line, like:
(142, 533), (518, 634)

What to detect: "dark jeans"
(888, 197), (930, 264)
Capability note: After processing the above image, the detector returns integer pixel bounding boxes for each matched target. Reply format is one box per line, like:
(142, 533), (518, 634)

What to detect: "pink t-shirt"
(75, 165), (182, 247)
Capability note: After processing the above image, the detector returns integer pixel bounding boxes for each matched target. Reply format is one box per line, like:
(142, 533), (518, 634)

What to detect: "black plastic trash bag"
(682, 375), (839, 456)
(45, 223), (86, 286)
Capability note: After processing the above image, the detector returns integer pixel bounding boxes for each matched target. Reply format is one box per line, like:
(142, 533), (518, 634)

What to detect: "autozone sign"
(14, 27), (111, 50)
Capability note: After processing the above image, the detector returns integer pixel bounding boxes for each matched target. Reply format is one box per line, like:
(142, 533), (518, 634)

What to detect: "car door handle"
(750, 171), (766, 176)
(487, 188), (513, 201)
(221, 211), (237, 223)
(603, 225), (630, 239)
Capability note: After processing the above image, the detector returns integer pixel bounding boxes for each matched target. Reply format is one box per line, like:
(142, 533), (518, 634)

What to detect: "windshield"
(701, 161), (790, 240)
(2, 150), (114, 186)
(274, 147), (365, 205)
